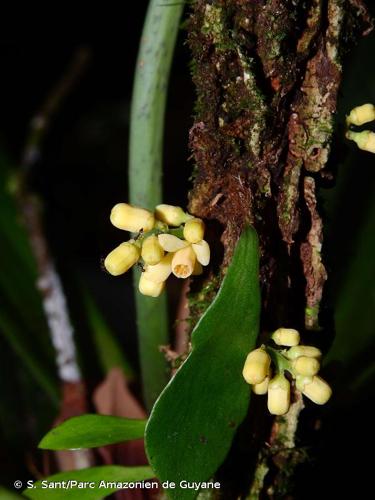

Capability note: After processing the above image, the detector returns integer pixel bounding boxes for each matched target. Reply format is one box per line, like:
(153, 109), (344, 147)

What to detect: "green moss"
(188, 276), (220, 328)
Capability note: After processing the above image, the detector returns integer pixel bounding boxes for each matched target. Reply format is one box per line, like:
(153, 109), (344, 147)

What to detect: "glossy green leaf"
(145, 227), (261, 500)
(39, 414), (147, 450)
(129, 0), (184, 411)
(23, 466), (154, 500)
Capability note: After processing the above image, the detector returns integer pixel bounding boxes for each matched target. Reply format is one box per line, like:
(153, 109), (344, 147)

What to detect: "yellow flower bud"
(183, 218), (205, 243)
(252, 375), (270, 395)
(242, 348), (271, 385)
(138, 273), (165, 297)
(157, 234), (190, 252)
(267, 374), (290, 415)
(143, 253), (173, 284)
(192, 261), (203, 276)
(271, 328), (300, 347)
(346, 103), (375, 126)
(286, 345), (322, 360)
(192, 240), (210, 266)
(171, 246), (196, 279)
(292, 356), (320, 376)
(346, 130), (375, 154)
(301, 376), (332, 405)
(155, 204), (190, 226)
(141, 235), (164, 265)
(295, 374), (313, 392)
(104, 242), (140, 276)
(110, 203), (155, 232)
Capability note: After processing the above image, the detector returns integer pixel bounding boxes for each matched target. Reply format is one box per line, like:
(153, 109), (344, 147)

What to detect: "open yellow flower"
(172, 246), (196, 279)
(105, 201), (210, 297)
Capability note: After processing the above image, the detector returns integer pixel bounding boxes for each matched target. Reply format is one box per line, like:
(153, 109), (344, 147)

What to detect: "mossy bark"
(186, 0), (371, 497)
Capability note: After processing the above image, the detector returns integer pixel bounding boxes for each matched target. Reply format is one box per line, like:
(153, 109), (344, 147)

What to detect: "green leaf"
(0, 308), (59, 405)
(39, 414), (147, 450)
(0, 486), (24, 499)
(81, 289), (134, 379)
(129, 0), (184, 411)
(145, 227), (261, 500)
(23, 466), (154, 500)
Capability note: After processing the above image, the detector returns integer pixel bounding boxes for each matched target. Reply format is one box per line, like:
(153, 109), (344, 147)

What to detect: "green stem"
(266, 346), (291, 374)
(132, 225), (185, 248)
(129, 0), (184, 410)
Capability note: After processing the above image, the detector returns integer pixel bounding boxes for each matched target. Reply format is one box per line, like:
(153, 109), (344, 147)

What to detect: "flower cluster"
(346, 103), (375, 154)
(104, 203), (210, 297)
(242, 328), (332, 415)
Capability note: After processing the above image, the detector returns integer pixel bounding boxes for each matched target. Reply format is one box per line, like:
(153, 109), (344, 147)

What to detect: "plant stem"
(129, 0), (184, 410)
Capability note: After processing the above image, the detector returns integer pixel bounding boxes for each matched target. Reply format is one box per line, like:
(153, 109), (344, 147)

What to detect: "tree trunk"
(186, 0), (371, 496)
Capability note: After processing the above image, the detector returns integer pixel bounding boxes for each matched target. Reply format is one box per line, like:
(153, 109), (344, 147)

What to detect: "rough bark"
(187, 0), (371, 497)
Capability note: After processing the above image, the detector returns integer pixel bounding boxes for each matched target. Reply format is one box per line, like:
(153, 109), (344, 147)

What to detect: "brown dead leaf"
(93, 368), (157, 500)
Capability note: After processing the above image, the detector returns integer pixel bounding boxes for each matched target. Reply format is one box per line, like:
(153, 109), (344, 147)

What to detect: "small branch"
(15, 47), (92, 470)
(17, 47), (90, 384)
(21, 47), (90, 173)
(21, 199), (81, 383)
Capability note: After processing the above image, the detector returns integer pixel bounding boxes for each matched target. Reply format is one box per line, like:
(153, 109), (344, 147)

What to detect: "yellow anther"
(171, 246), (196, 279)
(104, 242), (140, 276)
(110, 203), (155, 232)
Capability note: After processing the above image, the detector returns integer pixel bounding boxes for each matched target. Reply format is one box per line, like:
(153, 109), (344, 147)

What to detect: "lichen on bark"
(186, 0), (371, 496)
